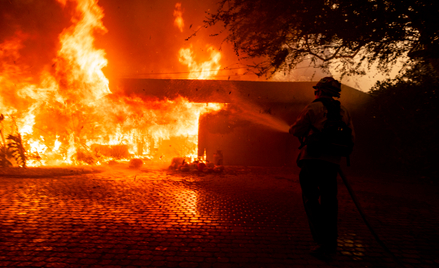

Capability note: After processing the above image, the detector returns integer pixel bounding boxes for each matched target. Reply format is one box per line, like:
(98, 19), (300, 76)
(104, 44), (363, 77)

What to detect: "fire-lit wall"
(198, 103), (300, 167)
(117, 78), (373, 169)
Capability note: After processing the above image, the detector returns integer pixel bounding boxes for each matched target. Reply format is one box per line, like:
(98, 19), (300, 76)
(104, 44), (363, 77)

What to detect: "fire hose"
(338, 168), (406, 268)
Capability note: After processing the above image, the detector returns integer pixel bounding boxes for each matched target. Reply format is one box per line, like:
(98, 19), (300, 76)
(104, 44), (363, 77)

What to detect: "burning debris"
(168, 149), (224, 173)
(1, 0), (299, 169)
(128, 158), (144, 169)
(169, 156), (224, 174)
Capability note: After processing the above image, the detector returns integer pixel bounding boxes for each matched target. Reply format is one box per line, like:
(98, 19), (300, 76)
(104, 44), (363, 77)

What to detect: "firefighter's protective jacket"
(290, 98), (355, 165)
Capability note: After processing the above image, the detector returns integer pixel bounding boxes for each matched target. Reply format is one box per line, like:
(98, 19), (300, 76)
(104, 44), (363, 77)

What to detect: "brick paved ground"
(0, 165), (438, 267)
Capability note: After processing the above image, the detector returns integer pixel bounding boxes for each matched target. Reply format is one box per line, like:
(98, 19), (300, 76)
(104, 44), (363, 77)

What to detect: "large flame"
(173, 2), (222, 80)
(56, 0), (111, 102)
(179, 46), (222, 79)
(0, 0), (222, 167)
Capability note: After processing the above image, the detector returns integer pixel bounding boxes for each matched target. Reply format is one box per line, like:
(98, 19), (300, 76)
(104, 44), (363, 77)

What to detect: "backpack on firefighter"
(302, 98), (354, 165)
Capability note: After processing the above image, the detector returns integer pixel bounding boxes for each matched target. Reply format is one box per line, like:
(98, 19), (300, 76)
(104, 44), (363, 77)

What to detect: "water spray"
(230, 100), (290, 133)
(239, 109), (290, 133)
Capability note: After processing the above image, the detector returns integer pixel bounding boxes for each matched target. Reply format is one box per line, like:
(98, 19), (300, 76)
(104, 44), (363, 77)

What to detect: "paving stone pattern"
(0, 167), (438, 267)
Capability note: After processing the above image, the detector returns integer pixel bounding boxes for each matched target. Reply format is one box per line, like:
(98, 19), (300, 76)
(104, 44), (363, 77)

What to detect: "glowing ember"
(0, 0), (223, 167)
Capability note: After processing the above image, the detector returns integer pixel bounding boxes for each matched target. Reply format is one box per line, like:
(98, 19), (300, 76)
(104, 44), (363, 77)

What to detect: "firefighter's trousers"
(299, 159), (339, 248)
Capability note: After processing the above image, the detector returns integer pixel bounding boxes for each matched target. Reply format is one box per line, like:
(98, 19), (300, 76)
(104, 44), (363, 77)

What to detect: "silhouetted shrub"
(369, 62), (439, 177)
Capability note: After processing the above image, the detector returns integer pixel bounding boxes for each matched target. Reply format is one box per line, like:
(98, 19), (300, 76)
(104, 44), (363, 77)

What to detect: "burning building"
(0, 0), (372, 170)
(116, 78), (371, 169)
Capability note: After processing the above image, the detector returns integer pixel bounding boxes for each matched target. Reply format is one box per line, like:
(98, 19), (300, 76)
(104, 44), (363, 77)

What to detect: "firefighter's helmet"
(313, 77), (341, 97)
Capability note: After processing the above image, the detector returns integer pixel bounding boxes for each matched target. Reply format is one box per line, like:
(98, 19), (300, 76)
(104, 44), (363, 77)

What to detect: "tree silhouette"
(368, 61), (439, 176)
(205, 0), (439, 77)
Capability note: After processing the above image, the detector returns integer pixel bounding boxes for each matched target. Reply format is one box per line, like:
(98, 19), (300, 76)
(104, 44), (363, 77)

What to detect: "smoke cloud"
(1, 0), (241, 82)
(93, 0), (243, 82)
(0, 0), (332, 85)
(0, 0), (72, 79)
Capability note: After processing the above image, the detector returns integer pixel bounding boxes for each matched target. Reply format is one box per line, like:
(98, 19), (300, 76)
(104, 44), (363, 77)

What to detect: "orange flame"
(56, 0), (111, 102)
(0, 32), (31, 115)
(178, 46), (222, 79)
(0, 0), (223, 167)
(173, 3), (184, 32)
